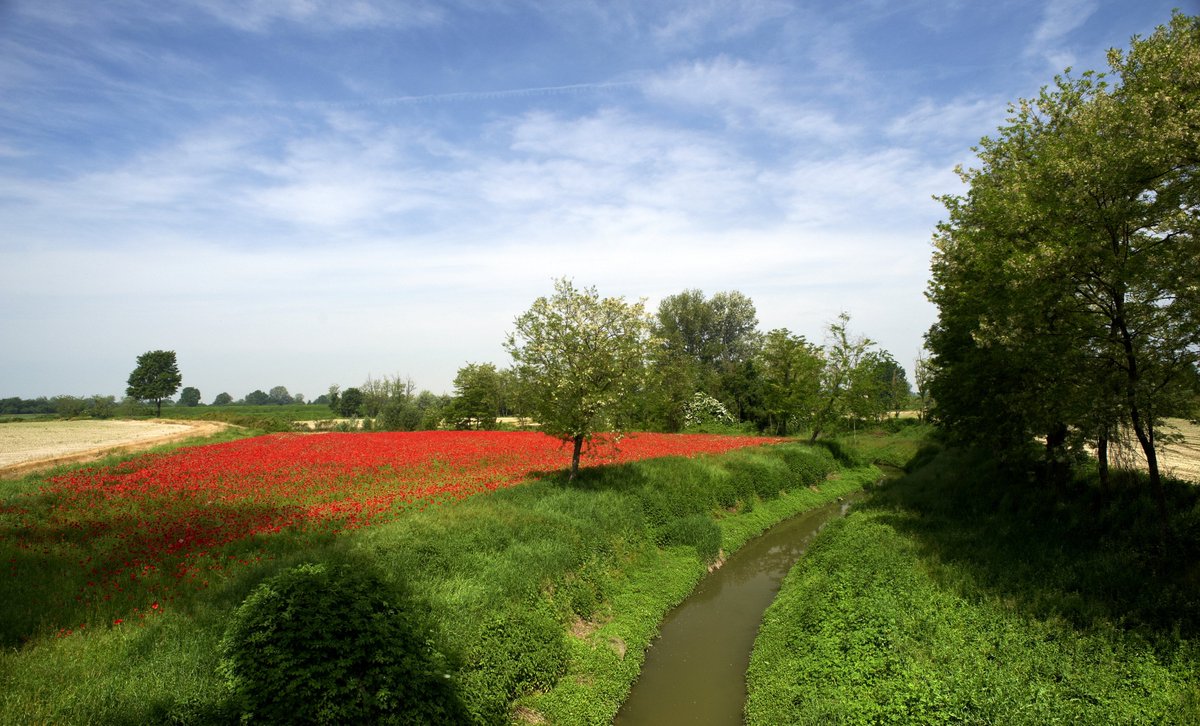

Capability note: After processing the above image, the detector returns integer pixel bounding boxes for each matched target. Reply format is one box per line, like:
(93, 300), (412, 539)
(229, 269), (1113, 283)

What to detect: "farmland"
(0, 419), (227, 476)
(1115, 418), (1200, 483)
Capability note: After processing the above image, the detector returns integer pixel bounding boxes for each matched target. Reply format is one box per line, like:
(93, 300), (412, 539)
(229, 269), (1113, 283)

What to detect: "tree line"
(925, 13), (1200, 527)
(314, 282), (913, 460)
(448, 280), (913, 477)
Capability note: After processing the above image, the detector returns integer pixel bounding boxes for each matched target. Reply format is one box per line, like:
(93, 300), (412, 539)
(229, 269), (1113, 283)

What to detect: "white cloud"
(642, 56), (854, 142)
(185, 0), (444, 32)
(1025, 0), (1098, 67)
(652, 0), (794, 47)
(886, 96), (1007, 144)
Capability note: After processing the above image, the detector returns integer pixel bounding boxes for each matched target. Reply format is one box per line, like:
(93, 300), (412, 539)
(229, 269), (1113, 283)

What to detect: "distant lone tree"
(268, 386), (293, 406)
(213, 392), (233, 406)
(178, 386), (202, 407)
(126, 349), (182, 417)
(505, 278), (652, 482)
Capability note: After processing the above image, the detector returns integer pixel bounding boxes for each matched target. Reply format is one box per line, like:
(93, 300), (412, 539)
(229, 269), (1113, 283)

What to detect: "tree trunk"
(1128, 403), (1170, 540)
(1097, 425), (1109, 493)
(569, 434), (584, 483)
(1115, 304), (1170, 541)
(1045, 422), (1069, 485)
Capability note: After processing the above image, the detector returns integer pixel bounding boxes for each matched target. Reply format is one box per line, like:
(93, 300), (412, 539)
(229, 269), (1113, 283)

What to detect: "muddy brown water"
(613, 493), (865, 725)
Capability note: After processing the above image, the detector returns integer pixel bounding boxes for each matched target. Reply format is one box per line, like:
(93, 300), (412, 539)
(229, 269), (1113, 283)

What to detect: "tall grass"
(747, 446), (1200, 725)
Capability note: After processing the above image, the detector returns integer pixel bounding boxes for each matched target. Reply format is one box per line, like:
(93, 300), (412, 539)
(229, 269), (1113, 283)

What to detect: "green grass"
(161, 403), (334, 421)
(0, 437), (874, 725)
(747, 446), (1200, 725)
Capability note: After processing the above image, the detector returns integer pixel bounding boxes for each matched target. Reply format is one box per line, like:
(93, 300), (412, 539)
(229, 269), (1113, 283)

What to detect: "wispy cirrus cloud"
(641, 56), (855, 143)
(652, 0), (794, 47)
(1025, 0), (1099, 70)
(189, 0), (445, 31)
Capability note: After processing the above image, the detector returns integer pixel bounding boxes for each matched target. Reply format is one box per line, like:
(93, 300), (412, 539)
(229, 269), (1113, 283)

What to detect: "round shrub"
(219, 562), (465, 725)
(776, 446), (837, 487)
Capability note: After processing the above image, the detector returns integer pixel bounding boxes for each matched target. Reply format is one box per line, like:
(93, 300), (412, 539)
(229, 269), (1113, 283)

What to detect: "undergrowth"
(747, 446), (1200, 725)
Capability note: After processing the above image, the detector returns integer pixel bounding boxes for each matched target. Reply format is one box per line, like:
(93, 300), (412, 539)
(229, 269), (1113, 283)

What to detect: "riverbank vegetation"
(0, 432), (873, 724)
(748, 445), (1200, 724)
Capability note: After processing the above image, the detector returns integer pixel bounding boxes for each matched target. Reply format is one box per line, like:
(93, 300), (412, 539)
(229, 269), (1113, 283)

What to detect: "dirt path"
(0, 419), (231, 479)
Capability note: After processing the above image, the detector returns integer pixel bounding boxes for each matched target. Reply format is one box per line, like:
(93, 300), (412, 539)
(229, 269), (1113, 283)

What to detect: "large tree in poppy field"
(505, 278), (653, 481)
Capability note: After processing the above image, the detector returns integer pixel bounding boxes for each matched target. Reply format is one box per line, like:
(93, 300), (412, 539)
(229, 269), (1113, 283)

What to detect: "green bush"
(379, 401), (423, 431)
(460, 602), (568, 724)
(775, 445), (837, 487)
(218, 562), (466, 725)
(660, 514), (722, 563)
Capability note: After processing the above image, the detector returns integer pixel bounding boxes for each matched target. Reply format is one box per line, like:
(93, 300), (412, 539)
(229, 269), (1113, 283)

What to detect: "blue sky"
(0, 0), (1191, 401)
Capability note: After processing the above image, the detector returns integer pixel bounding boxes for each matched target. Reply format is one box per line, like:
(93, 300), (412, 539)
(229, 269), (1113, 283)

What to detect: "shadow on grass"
(860, 447), (1200, 643)
(0, 488), (342, 647)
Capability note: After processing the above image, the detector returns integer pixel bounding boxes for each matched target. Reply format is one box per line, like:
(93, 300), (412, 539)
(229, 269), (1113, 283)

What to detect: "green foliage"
(177, 386), (201, 407)
(126, 349), (182, 417)
(447, 362), (503, 429)
(337, 387), (364, 417)
(87, 394), (116, 419)
(505, 278), (653, 480)
(747, 447), (1200, 725)
(459, 603), (568, 723)
(811, 313), (881, 440)
(659, 514), (722, 563)
(219, 561), (466, 725)
(212, 392), (233, 406)
(651, 289), (763, 428)
(756, 328), (822, 435)
(243, 389), (270, 406)
(927, 13), (1200, 507)
(51, 395), (87, 418)
(379, 399), (423, 431)
(266, 386), (292, 406)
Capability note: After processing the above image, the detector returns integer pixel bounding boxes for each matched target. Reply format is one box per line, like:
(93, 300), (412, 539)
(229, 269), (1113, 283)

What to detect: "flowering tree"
(505, 278), (653, 481)
(683, 392), (736, 429)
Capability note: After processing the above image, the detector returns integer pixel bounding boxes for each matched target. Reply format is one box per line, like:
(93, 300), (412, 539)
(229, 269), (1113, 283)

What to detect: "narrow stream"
(613, 493), (864, 725)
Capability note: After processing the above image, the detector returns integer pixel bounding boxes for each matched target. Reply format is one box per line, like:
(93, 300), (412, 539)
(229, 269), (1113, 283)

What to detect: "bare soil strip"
(0, 419), (230, 479)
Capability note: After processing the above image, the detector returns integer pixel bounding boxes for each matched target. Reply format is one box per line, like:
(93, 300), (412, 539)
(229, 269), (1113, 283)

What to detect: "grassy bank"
(1, 437), (871, 724)
(747, 447), (1200, 724)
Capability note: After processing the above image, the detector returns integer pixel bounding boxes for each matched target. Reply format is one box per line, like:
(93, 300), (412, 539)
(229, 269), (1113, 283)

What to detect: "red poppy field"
(2, 430), (781, 636)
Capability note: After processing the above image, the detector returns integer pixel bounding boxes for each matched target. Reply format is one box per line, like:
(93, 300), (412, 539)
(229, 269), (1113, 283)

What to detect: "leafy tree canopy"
(178, 386), (201, 407)
(506, 278), (653, 481)
(243, 389), (270, 406)
(926, 12), (1200, 527)
(126, 349), (182, 417)
(448, 362), (502, 430)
